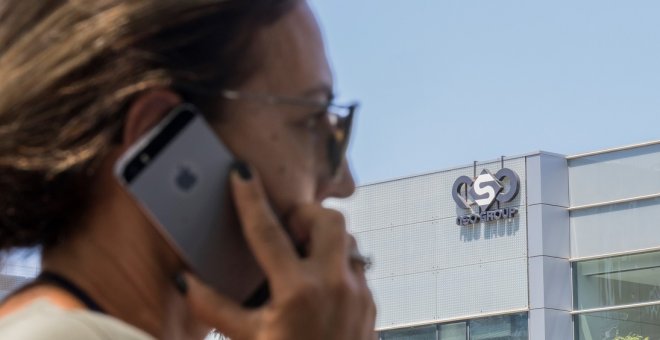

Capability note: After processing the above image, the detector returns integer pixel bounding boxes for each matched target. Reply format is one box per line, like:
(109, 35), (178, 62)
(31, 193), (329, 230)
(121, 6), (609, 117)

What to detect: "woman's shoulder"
(0, 299), (155, 340)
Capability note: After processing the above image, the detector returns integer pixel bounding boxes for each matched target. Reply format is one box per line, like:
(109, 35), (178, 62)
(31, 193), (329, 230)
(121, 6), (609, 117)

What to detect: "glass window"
(378, 313), (527, 340)
(381, 325), (436, 340)
(469, 313), (528, 340)
(574, 251), (660, 310)
(575, 304), (660, 340)
(439, 322), (466, 340)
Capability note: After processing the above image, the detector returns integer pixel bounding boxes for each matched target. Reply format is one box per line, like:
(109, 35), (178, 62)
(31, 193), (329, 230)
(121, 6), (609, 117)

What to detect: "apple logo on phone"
(175, 165), (198, 193)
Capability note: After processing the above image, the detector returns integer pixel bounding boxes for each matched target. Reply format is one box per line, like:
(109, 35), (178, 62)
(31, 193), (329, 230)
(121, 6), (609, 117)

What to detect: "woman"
(0, 0), (376, 339)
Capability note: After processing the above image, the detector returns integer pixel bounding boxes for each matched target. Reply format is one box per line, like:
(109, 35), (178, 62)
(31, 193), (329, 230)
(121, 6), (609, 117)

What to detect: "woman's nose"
(319, 160), (356, 200)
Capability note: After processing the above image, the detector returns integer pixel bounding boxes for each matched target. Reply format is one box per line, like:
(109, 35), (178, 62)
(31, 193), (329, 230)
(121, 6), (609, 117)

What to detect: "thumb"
(181, 272), (260, 339)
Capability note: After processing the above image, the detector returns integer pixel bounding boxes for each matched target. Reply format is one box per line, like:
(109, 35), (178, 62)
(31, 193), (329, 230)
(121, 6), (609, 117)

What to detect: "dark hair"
(0, 0), (297, 250)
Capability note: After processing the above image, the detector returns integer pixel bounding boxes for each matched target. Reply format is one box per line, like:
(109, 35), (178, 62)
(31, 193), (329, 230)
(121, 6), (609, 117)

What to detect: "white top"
(0, 299), (154, 339)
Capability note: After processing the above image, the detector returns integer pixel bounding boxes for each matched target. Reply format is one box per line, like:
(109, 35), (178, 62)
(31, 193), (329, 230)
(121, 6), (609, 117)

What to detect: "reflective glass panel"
(469, 313), (528, 340)
(575, 304), (660, 340)
(574, 251), (660, 310)
(439, 322), (466, 340)
(381, 325), (436, 340)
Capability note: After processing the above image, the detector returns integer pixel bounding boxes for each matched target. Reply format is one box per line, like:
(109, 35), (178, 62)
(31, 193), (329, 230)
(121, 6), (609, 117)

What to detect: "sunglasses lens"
(327, 108), (355, 176)
(327, 137), (341, 176)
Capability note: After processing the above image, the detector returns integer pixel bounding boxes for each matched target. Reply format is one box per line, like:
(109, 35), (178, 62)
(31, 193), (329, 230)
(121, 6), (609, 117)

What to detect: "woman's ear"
(122, 89), (182, 147)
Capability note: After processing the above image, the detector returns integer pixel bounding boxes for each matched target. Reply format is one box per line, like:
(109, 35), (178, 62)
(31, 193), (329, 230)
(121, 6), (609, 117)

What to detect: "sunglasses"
(221, 90), (358, 177)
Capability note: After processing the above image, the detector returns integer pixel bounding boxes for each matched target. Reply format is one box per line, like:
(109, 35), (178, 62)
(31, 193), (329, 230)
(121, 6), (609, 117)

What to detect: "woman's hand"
(182, 164), (377, 340)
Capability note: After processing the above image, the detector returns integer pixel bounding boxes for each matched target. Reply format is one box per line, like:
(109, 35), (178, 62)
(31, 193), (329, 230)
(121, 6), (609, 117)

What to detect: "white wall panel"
(355, 220), (441, 280)
(568, 144), (660, 207)
(453, 207), (527, 263)
(370, 258), (528, 329)
(355, 208), (527, 281)
(370, 272), (438, 327)
(571, 197), (660, 259)
(436, 257), (528, 320)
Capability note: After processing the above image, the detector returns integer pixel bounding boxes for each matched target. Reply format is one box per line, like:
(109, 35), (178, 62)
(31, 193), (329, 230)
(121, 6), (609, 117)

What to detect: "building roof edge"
(357, 150), (565, 188)
(356, 139), (660, 188)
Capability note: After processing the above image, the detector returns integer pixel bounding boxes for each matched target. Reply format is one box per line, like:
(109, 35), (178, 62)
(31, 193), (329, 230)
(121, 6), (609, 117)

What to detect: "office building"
(327, 141), (660, 339)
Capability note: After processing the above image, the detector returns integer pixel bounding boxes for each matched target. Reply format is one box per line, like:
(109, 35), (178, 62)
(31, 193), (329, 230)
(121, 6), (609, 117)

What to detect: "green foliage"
(613, 333), (649, 340)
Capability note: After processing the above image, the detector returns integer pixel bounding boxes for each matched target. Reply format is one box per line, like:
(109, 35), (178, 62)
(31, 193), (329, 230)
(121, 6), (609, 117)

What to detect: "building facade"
(327, 141), (660, 340)
(2, 141), (660, 339)
(0, 250), (39, 300)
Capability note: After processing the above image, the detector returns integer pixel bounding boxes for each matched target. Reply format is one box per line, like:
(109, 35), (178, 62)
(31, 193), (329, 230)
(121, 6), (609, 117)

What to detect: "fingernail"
(174, 272), (188, 295)
(232, 161), (252, 180)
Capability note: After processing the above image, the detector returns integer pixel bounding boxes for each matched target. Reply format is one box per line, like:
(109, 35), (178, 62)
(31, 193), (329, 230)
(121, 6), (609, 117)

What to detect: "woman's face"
(214, 1), (356, 218)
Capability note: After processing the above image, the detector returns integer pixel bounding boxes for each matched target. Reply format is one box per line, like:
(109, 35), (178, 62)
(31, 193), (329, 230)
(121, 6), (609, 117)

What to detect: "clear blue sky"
(309, 0), (660, 185)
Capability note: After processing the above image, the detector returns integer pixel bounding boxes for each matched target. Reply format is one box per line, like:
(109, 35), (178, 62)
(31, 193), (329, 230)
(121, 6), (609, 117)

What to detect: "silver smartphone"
(114, 104), (266, 304)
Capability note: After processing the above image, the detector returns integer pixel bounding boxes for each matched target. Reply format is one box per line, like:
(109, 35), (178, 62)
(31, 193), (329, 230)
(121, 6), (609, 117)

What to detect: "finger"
(231, 163), (298, 279)
(362, 291), (378, 340)
(183, 273), (259, 339)
(348, 237), (376, 340)
(350, 246), (376, 340)
(311, 209), (349, 268)
(288, 205), (348, 268)
(348, 235), (368, 275)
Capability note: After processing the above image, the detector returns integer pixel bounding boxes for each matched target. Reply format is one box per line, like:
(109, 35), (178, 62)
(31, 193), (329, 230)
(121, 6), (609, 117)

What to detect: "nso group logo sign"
(452, 168), (520, 226)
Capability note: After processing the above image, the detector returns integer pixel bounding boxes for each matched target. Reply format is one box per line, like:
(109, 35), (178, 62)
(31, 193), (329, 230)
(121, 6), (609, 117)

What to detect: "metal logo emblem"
(452, 168), (520, 226)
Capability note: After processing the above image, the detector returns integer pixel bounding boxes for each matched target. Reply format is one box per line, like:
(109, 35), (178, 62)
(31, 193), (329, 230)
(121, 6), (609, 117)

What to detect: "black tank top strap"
(35, 271), (106, 314)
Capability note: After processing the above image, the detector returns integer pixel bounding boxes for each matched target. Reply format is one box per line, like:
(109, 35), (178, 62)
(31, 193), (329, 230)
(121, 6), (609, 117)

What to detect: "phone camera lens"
(127, 162), (140, 178)
(140, 153), (150, 164)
